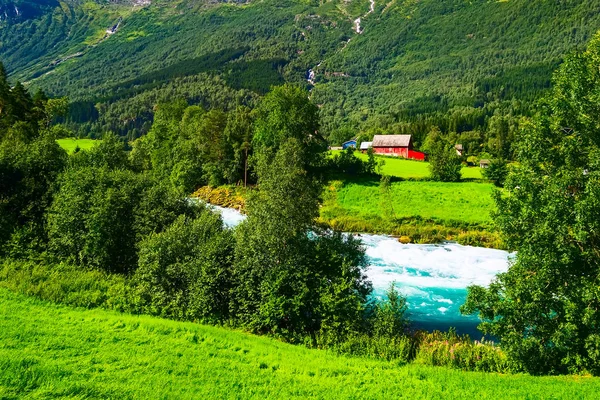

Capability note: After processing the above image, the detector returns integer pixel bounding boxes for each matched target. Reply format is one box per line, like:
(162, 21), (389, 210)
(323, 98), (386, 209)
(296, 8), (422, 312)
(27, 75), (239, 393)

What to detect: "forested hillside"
(3, 0), (600, 148)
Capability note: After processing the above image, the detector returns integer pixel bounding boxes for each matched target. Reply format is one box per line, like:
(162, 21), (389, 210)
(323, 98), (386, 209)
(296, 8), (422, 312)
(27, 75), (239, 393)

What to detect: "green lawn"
(331, 151), (483, 179)
(325, 180), (495, 225)
(0, 289), (598, 399)
(56, 138), (100, 153)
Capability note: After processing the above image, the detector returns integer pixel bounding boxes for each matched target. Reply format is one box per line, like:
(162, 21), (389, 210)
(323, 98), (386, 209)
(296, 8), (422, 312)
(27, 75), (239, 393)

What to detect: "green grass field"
(56, 138), (100, 153)
(324, 179), (495, 225)
(330, 151), (483, 180)
(0, 289), (598, 399)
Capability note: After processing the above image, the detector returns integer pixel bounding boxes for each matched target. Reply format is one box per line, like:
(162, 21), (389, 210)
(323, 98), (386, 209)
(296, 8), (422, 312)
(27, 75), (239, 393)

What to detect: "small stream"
(210, 205), (511, 336)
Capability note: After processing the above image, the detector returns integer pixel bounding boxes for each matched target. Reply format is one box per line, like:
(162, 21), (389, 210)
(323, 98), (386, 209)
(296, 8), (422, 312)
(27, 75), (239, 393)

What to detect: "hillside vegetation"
(1, 288), (599, 399)
(4, 0), (600, 143)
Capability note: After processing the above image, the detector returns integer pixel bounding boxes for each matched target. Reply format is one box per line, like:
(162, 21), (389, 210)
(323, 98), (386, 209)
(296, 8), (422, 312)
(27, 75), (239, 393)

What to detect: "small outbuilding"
(480, 159), (491, 168)
(359, 141), (373, 153)
(372, 134), (426, 161)
(342, 140), (357, 150)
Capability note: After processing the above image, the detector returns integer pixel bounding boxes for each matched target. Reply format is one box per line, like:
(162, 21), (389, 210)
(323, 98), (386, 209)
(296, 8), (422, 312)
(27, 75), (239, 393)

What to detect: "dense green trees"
(47, 136), (192, 273)
(7, 0), (596, 158)
(0, 63), (67, 256)
(131, 99), (256, 192)
(462, 33), (600, 375)
(232, 86), (371, 339)
(425, 128), (462, 182)
(134, 212), (234, 323)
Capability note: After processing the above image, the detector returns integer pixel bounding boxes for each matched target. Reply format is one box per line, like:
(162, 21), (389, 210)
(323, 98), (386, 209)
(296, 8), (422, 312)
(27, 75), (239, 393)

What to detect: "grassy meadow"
(325, 180), (494, 225)
(1, 288), (598, 399)
(331, 151), (483, 180)
(317, 178), (499, 247)
(56, 138), (100, 153)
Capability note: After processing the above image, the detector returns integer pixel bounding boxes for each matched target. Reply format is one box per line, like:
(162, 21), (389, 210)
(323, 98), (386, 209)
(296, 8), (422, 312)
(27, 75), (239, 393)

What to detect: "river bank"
(192, 184), (504, 249)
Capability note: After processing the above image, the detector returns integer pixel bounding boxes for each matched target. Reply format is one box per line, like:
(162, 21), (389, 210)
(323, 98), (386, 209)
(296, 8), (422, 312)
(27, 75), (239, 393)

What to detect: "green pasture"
(0, 289), (597, 399)
(56, 138), (100, 153)
(323, 179), (495, 225)
(330, 150), (483, 179)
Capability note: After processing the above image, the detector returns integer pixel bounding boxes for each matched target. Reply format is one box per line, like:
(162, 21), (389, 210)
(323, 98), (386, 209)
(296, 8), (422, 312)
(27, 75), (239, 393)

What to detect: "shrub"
(47, 167), (191, 273)
(482, 158), (509, 187)
(133, 212), (234, 323)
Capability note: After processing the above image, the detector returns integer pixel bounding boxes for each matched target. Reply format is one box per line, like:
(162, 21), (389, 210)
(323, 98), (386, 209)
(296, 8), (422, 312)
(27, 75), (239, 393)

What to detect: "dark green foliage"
(372, 284), (408, 339)
(427, 129), (462, 182)
(482, 159), (509, 187)
(329, 147), (366, 176)
(69, 132), (129, 170)
(253, 84), (325, 168)
(139, 100), (255, 191)
(462, 33), (600, 375)
(47, 166), (190, 273)
(0, 66), (67, 256)
(0, 133), (66, 256)
(232, 91), (371, 338)
(47, 136), (192, 273)
(134, 212), (234, 323)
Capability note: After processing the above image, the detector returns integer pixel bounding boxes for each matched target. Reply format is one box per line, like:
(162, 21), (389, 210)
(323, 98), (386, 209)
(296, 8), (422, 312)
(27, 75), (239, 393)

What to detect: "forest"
(3, 0), (600, 157)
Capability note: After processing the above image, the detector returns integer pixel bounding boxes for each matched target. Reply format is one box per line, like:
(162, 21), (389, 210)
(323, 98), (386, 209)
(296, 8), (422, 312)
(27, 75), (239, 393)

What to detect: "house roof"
(360, 141), (373, 150)
(479, 159), (491, 164)
(455, 144), (464, 151)
(342, 139), (357, 145)
(372, 135), (412, 147)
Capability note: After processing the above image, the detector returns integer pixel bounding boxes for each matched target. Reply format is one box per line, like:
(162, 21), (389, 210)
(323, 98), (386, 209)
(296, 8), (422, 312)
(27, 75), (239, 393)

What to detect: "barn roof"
(372, 135), (412, 147)
(360, 141), (373, 150)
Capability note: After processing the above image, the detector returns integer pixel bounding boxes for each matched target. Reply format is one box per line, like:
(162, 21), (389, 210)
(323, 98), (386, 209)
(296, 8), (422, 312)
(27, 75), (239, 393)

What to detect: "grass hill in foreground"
(1, 288), (598, 399)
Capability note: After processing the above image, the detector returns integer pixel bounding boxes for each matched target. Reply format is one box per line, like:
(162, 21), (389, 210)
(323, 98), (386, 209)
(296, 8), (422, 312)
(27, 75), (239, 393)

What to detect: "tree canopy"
(462, 32), (600, 375)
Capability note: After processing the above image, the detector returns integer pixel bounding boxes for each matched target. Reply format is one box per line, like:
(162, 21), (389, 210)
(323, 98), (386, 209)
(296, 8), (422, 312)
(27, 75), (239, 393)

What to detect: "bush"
(328, 147), (379, 176)
(429, 144), (462, 182)
(47, 167), (191, 273)
(482, 158), (509, 187)
(133, 212), (234, 323)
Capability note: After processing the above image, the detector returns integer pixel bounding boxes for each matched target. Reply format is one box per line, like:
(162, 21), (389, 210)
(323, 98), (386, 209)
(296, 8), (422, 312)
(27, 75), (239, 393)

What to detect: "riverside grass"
(325, 179), (494, 225)
(1, 289), (599, 399)
(319, 179), (500, 248)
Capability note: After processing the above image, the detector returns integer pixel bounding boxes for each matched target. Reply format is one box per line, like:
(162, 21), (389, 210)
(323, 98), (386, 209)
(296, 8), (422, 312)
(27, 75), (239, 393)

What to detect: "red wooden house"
(371, 135), (426, 161)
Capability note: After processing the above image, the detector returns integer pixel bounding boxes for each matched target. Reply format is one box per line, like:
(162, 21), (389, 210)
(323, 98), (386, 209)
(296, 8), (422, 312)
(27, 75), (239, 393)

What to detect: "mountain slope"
(3, 0), (600, 138)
